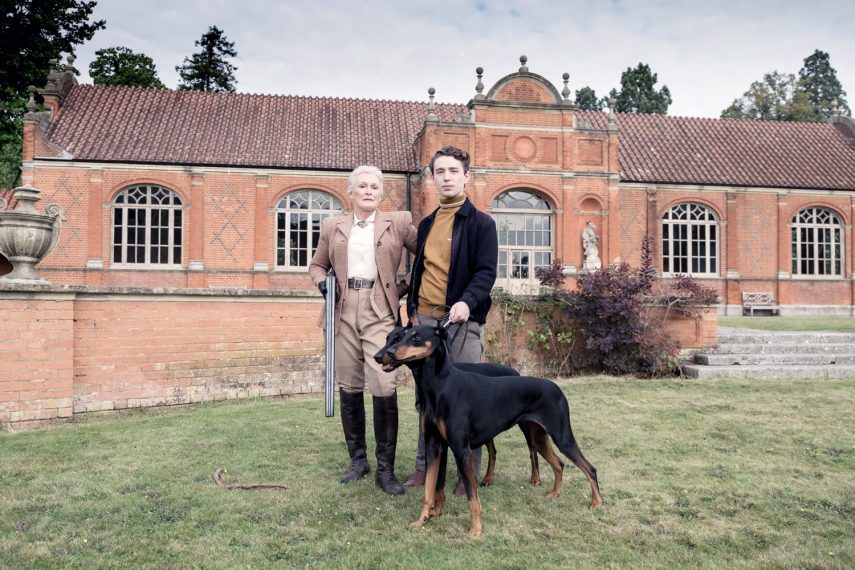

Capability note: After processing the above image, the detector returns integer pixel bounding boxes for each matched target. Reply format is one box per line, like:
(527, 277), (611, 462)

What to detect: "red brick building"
(2, 56), (855, 428)
(13, 57), (855, 314)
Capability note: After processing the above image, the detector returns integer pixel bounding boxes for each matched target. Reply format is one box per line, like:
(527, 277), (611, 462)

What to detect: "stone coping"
(0, 281), (318, 298)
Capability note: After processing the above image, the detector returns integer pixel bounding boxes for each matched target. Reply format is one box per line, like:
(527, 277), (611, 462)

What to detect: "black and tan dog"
(424, 360), (551, 491)
(375, 324), (603, 537)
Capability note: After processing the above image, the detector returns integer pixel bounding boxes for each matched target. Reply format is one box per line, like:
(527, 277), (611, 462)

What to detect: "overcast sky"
(69, 0), (854, 119)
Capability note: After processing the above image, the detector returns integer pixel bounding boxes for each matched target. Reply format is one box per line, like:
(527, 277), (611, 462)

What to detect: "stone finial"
(831, 100), (840, 118)
(561, 72), (571, 102)
(519, 55), (528, 73)
(427, 87), (437, 121)
(26, 86), (38, 112)
(64, 54), (78, 74)
(474, 67), (485, 100)
(607, 97), (618, 131)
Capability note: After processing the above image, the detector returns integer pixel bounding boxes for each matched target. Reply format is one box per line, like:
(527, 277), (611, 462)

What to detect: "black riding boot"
(339, 389), (370, 483)
(373, 393), (405, 496)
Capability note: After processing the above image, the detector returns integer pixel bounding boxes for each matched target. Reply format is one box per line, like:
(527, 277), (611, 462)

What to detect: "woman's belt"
(347, 277), (375, 289)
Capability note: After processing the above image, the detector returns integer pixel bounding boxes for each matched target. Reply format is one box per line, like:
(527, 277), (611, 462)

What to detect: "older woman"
(309, 165), (417, 495)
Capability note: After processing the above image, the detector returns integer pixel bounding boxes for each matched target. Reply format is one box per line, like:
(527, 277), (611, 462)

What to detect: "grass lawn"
(720, 316), (855, 333)
(2, 377), (854, 569)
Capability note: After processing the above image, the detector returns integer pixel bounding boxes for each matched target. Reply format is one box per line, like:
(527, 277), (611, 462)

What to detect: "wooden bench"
(742, 292), (781, 316)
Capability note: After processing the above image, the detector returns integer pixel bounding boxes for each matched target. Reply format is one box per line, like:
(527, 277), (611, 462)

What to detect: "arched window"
(791, 207), (843, 276)
(662, 203), (718, 275)
(276, 189), (343, 268)
(491, 189), (553, 294)
(112, 185), (183, 266)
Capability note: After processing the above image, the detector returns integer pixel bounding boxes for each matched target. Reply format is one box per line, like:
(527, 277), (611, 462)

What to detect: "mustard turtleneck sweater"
(418, 195), (466, 318)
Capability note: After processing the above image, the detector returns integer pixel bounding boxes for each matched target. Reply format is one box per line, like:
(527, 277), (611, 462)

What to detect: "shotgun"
(324, 269), (336, 417)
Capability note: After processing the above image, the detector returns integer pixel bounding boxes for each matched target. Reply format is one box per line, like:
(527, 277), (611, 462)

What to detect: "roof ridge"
(72, 84), (468, 107)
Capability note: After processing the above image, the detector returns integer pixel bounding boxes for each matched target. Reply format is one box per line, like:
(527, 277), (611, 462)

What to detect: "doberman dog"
(375, 323), (603, 537)
(434, 360), (551, 491)
(432, 361), (559, 491)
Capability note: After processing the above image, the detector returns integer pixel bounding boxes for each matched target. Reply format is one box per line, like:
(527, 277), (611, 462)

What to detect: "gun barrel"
(324, 271), (336, 417)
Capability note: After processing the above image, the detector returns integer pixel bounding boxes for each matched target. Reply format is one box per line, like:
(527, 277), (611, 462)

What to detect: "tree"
(0, 0), (105, 105)
(721, 71), (815, 122)
(89, 47), (165, 88)
(608, 63), (672, 115)
(176, 26), (238, 92)
(0, 99), (25, 188)
(0, 0), (104, 187)
(798, 49), (850, 120)
(574, 86), (603, 111)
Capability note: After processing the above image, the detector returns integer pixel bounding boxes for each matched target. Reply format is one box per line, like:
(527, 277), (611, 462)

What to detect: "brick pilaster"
(188, 170), (205, 288)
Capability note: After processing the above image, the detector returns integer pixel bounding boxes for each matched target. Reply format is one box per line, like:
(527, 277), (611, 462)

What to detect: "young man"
(403, 145), (498, 495)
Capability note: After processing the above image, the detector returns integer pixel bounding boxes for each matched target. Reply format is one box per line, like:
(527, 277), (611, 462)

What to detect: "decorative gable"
(490, 77), (558, 105)
(484, 56), (565, 106)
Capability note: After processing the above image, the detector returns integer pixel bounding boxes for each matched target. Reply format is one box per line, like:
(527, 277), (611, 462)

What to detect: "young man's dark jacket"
(407, 197), (498, 325)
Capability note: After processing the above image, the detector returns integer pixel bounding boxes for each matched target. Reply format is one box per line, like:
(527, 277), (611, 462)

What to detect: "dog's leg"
(528, 422), (565, 498)
(413, 428), (445, 528)
(430, 446), (448, 518)
(519, 421), (541, 486)
(480, 439), (497, 487)
(553, 422), (604, 509)
(452, 446), (483, 538)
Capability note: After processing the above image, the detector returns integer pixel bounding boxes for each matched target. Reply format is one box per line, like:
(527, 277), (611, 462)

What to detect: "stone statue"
(582, 221), (601, 270)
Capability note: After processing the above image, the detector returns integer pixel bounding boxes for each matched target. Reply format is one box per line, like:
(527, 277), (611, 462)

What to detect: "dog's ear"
(435, 324), (448, 340)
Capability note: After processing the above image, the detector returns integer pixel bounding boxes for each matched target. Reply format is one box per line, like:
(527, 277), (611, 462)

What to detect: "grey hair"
(347, 165), (383, 195)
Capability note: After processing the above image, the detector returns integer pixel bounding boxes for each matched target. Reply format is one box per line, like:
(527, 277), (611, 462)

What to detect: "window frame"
(111, 185), (184, 269)
(274, 189), (343, 271)
(491, 189), (554, 293)
(661, 202), (719, 277)
(791, 206), (844, 278)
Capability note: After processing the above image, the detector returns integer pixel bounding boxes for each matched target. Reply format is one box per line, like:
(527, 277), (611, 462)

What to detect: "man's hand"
(318, 281), (328, 299)
(448, 301), (470, 324)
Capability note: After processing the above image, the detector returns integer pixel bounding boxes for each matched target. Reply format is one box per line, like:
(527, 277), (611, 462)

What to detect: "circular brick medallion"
(511, 136), (537, 161)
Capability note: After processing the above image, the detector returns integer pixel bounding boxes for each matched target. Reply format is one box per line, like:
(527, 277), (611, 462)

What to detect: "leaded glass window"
(276, 190), (343, 268)
(791, 207), (843, 276)
(491, 189), (553, 293)
(112, 185), (183, 266)
(662, 203), (718, 275)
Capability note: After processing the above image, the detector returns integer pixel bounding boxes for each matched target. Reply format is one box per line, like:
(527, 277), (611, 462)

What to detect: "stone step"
(717, 332), (855, 345)
(710, 342), (855, 355)
(695, 353), (855, 366)
(682, 364), (855, 380)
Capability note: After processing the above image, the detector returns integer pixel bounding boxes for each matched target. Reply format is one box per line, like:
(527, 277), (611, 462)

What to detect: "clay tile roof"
(46, 86), (466, 172)
(43, 86), (855, 190)
(577, 110), (855, 190)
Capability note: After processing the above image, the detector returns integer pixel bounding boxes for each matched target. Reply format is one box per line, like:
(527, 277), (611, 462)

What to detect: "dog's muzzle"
(374, 347), (402, 372)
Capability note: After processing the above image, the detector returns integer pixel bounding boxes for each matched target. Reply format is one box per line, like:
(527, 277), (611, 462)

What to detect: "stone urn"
(0, 184), (64, 284)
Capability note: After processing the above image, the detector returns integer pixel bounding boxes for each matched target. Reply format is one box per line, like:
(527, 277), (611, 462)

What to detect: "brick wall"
(483, 301), (717, 377)
(28, 165), (412, 290)
(1, 284), (327, 430)
(0, 291), (74, 428)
